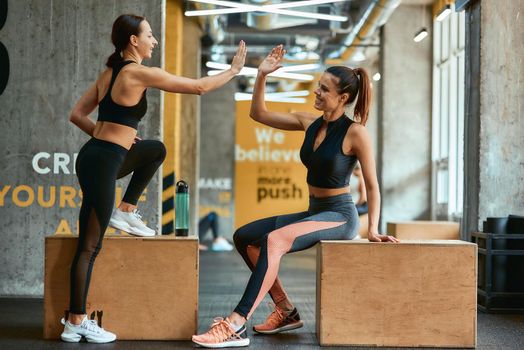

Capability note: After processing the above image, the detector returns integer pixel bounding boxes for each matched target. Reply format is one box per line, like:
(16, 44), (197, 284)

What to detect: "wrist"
(367, 230), (379, 237)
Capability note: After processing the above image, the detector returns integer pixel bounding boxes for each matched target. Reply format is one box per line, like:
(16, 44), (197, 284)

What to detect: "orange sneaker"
(192, 317), (250, 348)
(253, 303), (303, 334)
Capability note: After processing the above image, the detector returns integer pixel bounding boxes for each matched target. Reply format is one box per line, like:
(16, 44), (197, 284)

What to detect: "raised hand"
(258, 44), (286, 75)
(230, 40), (247, 74)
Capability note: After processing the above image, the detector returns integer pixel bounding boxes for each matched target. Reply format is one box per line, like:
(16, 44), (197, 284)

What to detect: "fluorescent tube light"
(208, 69), (314, 81)
(278, 63), (320, 72)
(264, 0), (348, 9)
(236, 91), (310, 98)
(274, 90), (310, 97)
(206, 62), (318, 73)
(206, 62), (315, 81)
(235, 92), (307, 103)
(186, 0), (348, 21)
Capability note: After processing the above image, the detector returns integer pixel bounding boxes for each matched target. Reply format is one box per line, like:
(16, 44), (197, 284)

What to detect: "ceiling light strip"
(186, 8), (347, 21)
(264, 0), (349, 10)
(278, 63), (320, 72)
(185, 8), (252, 16)
(208, 69), (314, 81)
(206, 62), (319, 73)
(189, 0), (347, 10)
(186, 0), (348, 21)
(236, 91), (310, 98)
(235, 93), (307, 103)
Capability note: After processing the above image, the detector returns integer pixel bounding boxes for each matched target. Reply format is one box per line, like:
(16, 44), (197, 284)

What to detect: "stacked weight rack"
(472, 215), (524, 313)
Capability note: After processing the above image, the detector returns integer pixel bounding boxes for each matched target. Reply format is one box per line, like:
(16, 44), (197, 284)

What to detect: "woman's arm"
(250, 45), (314, 131)
(136, 41), (246, 95)
(354, 164), (367, 205)
(350, 124), (399, 243)
(69, 82), (99, 136)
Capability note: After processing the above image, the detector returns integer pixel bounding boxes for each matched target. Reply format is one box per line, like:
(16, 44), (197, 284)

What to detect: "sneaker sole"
(61, 332), (81, 342)
(192, 338), (250, 348)
(85, 335), (117, 343)
(61, 333), (116, 343)
(253, 320), (304, 334)
(109, 219), (155, 237)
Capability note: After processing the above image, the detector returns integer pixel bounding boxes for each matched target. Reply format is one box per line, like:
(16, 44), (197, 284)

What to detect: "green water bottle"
(175, 180), (189, 236)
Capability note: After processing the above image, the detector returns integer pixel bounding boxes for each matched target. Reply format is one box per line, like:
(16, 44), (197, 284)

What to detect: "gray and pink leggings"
(233, 193), (359, 319)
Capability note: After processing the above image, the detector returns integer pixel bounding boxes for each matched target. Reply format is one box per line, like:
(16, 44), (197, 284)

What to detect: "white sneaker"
(211, 237), (234, 252)
(60, 316), (116, 343)
(109, 208), (156, 237)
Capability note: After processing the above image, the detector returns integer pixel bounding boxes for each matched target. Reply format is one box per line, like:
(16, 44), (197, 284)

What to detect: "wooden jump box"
(316, 240), (477, 348)
(387, 221), (460, 240)
(44, 234), (198, 340)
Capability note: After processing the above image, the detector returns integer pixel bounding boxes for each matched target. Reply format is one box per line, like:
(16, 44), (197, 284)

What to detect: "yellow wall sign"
(234, 101), (313, 229)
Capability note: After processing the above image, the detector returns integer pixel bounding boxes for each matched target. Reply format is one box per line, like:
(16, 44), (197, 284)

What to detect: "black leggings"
(233, 194), (359, 319)
(69, 138), (166, 314)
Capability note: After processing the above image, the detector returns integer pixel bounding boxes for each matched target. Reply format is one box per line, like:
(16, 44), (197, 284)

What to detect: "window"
(432, 4), (466, 220)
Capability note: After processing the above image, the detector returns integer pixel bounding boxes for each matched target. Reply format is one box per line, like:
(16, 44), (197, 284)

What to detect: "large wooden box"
(44, 234), (198, 340)
(387, 221), (460, 240)
(316, 240), (477, 347)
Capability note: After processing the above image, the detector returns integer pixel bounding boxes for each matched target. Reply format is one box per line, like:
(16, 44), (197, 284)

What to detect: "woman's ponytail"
(353, 68), (371, 126)
(106, 49), (123, 68)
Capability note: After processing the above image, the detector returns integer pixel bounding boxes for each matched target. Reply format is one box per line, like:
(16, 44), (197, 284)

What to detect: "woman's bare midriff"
(93, 121), (137, 150)
(308, 185), (350, 198)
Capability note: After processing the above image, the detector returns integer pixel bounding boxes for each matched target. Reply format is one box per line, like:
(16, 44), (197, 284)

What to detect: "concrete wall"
(379, 5), (433, 231)
(199, 80), (237, 240)
(477, 0), (524, 223)
(0, 0), (163, 296)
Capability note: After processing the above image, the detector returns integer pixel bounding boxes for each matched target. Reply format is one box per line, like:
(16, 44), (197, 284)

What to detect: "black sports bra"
(97, 60), (147, 129)
(299, 115), (358, 188)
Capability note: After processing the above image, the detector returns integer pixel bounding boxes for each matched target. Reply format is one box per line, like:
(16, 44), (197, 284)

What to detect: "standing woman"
(60, 14), (246, 343)
(192, 45), (398, 348)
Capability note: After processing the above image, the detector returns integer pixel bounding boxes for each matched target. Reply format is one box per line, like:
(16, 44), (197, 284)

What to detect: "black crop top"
(97, 60), (147, 129)
(299, 115), (358, 188)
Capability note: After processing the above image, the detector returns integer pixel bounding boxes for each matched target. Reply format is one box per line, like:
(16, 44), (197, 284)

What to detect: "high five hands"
(230, 40), (247, 75)
(258, 44), (286, 75)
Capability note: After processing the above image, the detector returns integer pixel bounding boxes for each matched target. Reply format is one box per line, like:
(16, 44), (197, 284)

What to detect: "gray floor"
(1, 248), (524, 349)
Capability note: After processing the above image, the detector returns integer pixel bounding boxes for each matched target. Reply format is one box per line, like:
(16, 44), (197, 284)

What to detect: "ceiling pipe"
(193, 1), (226, 44)
(245, 0), (275, 31)
(327, 0), (400, 64)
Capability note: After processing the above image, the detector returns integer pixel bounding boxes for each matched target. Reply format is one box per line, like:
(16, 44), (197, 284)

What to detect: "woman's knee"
(153, 140), (167, 162)
(232, 228), (243, 249)
(138, 139), (166, 161)
(266, 231), (287, 256)
(233, 226), (251, 250)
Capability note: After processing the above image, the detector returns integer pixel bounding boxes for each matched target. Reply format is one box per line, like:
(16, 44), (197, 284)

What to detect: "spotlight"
(413, 28), (428, 43)
(372, 72), (381, 81)
(436, 4), (451, 22)
(352, 49), (366, 62)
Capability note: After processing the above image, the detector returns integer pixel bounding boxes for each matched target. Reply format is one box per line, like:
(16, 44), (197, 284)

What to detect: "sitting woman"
(192, 45), (398, 348)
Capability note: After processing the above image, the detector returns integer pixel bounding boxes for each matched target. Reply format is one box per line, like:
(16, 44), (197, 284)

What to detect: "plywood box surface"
(44, 234), (198, 340)
(387, 221), (460, 240)
(316, 240), (477, 348)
